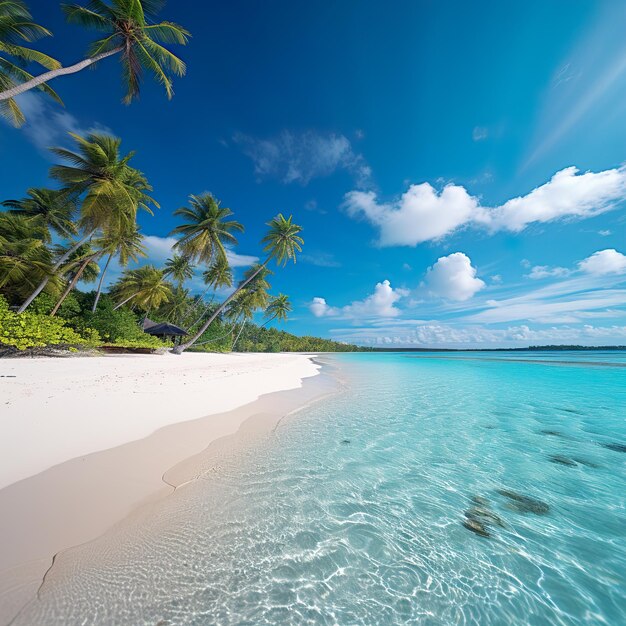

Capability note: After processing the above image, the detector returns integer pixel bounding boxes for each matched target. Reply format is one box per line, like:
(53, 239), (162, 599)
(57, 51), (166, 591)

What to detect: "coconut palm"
(262, 293), (291, 326)
(3, 188), (78, 241)
(111, 264), (171, 311)
(17, 132), (157, 312)
(0, 0), (189, 105)
(171, 194), (243, 265)
(226, 266), (271, 350)
(185, 256), (233, 329)
(50, 243), (100, 316)
(0, 0), (61, 125)
(164, 254), (194, 287)
(173, 214), (303, 354)
(0, 212), (58, 303)
(91, 224), (146, 312)
(157, 284), (190, 325)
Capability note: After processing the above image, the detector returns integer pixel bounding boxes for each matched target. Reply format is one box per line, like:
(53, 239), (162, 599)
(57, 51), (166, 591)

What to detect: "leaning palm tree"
(3, 188), (78, 241)
(0, 0), (189, 105)
(171, 193), (244, 265)
(111, 264), (171, 311)
(0, 0), (61, 125)
(173, 214), (303, 354)
(262, 293), (291, 327)
(164, 254), (194, 287)
(91, 224), (146, 312)
(50, 243), (101, 315)
(17, 132), (157, 312)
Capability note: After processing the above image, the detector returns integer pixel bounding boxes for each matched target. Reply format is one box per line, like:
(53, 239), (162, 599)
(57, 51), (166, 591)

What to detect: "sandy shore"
(0, 352), (322, 625)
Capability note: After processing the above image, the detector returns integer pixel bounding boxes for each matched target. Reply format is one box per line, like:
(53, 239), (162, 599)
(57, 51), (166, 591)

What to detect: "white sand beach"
(0, 352), (321, 624)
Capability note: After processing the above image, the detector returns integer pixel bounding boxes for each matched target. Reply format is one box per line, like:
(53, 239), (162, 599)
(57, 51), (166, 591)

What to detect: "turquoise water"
(17, 352), (626, 625)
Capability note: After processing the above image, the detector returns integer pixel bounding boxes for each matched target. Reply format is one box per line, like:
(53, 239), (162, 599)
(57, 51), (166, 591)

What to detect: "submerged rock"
(496, 489), (550, 515)
(601, 442), (626, 453)
(540, 429), (566, 438)
(548, 455), (578, 467)
(462, 517), (491, 538)
(471, 495), (490, 507)
(465, 506), (505, 528)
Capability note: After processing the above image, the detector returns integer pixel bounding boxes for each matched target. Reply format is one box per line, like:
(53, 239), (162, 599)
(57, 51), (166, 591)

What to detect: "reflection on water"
(15, 352), (626, 625)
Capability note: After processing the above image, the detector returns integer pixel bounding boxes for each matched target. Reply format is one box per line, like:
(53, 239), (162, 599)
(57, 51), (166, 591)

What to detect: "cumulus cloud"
(234, 130), (371, 186)
(309, 280), (407, 319)
(344, 165), (626, 246)
(526, 265), (571, 280)
(578, 249), (626, 275)
(423, 253), (485, 301)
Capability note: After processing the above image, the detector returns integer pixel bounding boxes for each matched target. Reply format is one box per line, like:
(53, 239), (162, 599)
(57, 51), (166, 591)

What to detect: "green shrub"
(0, 296), (100, 351)
(74, 296), (168, 349)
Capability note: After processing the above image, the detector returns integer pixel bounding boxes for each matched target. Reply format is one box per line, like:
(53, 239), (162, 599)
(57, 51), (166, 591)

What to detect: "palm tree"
(226, 266), (271, 350)
(171, 193), (244, 265)
(262, 293), (291, 326)
(111, 265), (171, 311)
(91, 224), (146, 312)
(157, 284), (190, 325)
(0, 0), (189, 105)
(0, 0), (61, 125)
(50, 243), (100, 315)
(3, 188), (78, 241)
(185, 256), (233, 329)
(17, 132), (157, 312)
(0, 212), (57, 303)
(164, 254), (194, 287)
(173, 214), (303, 354)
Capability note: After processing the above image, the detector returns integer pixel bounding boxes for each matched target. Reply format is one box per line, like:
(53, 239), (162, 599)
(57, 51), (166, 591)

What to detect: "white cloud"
(329, 321), (626, 348)
(472, 126), (488, 141)
(578, 249), (626, 275)
(344, 184), (481, 246)
(599, 229), (612, 236)
(309, 297), (336, 318)
(423, 253), (485, 301)
(234, 130), (371, 186)
(344, 165), (626, 246)
(300, 252), (341, 268)
(13, 92), (111, 152)
(526, 265), (571, 279)
(309, 280), (407, 319)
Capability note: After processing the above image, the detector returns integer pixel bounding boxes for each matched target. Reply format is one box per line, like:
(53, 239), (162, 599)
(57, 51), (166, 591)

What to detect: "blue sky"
(2, 0), (626, 347)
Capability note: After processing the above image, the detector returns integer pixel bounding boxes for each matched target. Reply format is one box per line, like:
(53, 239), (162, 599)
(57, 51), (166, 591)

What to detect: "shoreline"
(0, 352), (333, 625)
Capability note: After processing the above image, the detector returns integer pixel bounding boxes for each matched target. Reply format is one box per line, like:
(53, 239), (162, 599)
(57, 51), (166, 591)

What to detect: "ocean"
(15, 352), (626, 625)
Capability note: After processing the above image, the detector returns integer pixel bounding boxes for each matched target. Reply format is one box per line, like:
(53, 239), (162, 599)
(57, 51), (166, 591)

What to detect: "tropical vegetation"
(0, 126), (365, 356)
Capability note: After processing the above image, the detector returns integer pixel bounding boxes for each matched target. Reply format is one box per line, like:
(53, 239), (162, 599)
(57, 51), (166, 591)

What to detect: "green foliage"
(71, 293), (168, 348)
(228, 322), (366, 353)
(0, 295), (99, 351)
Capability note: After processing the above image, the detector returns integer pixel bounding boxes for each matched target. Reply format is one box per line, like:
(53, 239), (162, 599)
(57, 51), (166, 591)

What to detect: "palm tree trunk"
(261, 314), (278, 328)
(113, 294), (135, 311)
(17, 230), (94, 313)
(0, 48), (123, 102)
(186, 295), (216, 330)
(91, 252), (113, 313)
(50, 254), (96, 316)
(172, 258), (270, 354)
(232, 320), (247, 351)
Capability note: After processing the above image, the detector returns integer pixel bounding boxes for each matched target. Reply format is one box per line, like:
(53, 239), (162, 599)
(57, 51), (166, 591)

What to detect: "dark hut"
(142, 318), (187, 342)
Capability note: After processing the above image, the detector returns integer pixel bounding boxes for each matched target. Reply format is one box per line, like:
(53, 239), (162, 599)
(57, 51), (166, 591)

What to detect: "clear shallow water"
(16, 352), (626, 625)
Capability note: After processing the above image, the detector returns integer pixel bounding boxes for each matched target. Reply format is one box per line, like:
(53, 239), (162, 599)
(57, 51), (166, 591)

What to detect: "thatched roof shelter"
(142, 318), (187, 338)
